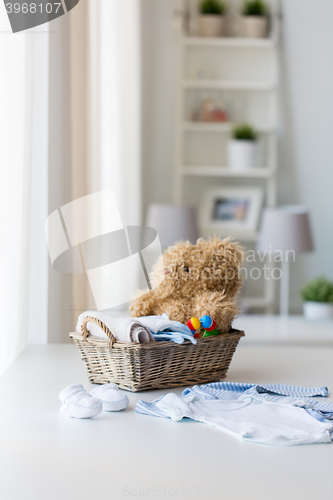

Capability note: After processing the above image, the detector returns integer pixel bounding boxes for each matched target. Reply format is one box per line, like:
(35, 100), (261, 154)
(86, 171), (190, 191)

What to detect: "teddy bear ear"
(199, 235), (244, 264)
(221, 237), (245, 265)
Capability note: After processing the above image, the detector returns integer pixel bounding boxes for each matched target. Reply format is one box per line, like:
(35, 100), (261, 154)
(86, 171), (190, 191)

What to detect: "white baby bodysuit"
(136, 383), (333, 445)
(156, 394), (333, 445)
(151, 393), (333, 445)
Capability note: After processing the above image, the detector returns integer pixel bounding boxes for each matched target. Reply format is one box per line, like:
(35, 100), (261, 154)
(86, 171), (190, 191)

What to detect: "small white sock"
(59, 384), (103, 419)
(90, 383), (129, 412)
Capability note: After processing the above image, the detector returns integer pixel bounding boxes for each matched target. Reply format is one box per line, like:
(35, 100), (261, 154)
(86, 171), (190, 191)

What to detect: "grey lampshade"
(146, 204), (199, 248)
(258, 206), (314, 253)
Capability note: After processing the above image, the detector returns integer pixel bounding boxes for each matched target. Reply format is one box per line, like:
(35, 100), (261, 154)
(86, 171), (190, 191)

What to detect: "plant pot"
(228, 139), (257, 170)
(242, 16), (267, 38)
(200, 15), (224, 37)
(303, 301), (333, 321)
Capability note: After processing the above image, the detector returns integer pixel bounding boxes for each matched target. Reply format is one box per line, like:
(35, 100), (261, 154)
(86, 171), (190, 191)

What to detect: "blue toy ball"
(200, 315), (213, 330)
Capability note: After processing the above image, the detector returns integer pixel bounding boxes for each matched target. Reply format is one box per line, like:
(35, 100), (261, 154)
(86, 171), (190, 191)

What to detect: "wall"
(48, 13), (74, 342)
(141, 0), (179, 217)
(141, 0), (333, 313)
(278, 0), (333, 311)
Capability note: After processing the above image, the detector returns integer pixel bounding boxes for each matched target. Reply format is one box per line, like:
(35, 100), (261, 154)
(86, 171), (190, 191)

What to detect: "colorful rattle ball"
(187, 317), (201, 332)
(200, 315), (216, 332)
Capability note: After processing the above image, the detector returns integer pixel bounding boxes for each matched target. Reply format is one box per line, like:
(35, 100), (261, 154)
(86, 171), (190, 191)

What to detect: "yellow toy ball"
(187, 317), (201, 332)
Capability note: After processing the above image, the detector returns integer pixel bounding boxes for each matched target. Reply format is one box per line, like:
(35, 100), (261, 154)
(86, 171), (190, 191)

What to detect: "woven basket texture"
(70, 316), (245, 392)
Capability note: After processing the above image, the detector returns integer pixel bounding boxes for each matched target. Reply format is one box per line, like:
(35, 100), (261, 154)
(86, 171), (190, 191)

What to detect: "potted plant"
(199, 0), (227, 37)
(228, 124), (258, 170)
(301, 277), (333, 320)
(242, 0), (268, 38)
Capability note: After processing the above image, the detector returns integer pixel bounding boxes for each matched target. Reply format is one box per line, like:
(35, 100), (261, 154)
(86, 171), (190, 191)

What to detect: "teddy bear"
(130, 236), (243, 333)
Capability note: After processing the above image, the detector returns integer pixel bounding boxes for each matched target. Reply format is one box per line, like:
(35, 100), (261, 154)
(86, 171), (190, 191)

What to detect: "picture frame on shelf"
(199, 186), (263, 238)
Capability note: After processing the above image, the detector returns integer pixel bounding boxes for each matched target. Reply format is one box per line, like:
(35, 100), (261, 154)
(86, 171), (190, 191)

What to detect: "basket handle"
(81, 316), (116, 348)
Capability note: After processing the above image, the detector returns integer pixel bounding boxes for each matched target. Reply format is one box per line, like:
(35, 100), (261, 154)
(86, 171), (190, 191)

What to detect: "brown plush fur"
(130, 237), (244, 332)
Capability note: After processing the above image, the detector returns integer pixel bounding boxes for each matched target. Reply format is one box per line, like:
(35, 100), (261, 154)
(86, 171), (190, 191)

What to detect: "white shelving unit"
(181, 166), (276, 178)
(174, 0), (281, 312)
(183, 36), (276, 48)
(183, 79), (277, 90)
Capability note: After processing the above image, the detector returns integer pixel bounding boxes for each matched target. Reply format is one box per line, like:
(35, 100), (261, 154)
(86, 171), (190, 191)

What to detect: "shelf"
(181, 166), (276, 178)
(182, 122), (275, 133)
(176, 11), (280, 315)
(240, 297), (272, 308)
(183, 36), (276, 49)
(200, 227), (259, 241)
(183, 79), (276, 91)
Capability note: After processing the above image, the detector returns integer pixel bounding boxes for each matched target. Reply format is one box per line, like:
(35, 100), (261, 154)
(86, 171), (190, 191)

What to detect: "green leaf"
(232, 123), (257, 141)
(242, 0), (267, 16)
(199, 0), (226, 15)
(301, 277), (333, 303)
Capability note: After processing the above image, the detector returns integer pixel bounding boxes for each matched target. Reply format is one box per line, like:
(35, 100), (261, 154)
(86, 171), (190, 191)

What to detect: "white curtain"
(0, 0), (142, 361)
(0, 10), (49, 373)
(85, 0), (141, 231)
(71, 0), (142, 317)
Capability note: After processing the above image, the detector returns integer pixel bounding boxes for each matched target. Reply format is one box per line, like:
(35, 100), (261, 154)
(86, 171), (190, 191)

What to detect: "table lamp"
(257, 206), (314, 316)
(146, 204), (199, 249)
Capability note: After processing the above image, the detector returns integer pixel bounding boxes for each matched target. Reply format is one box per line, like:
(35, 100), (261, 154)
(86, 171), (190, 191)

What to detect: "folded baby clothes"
(135, 382), (333, 446)
(90, 383), (129, 412)
(138, 314), (196, 344)
(76, 310), (154, 343)
(59, 384), (103, 419)
(76, 311), (195, 344)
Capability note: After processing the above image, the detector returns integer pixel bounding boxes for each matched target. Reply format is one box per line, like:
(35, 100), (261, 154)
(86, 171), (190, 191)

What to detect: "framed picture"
(199, 187), (264, 237)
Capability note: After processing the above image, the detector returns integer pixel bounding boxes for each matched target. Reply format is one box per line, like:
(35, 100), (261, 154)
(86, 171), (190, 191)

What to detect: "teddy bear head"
(150, 236), (244, 299)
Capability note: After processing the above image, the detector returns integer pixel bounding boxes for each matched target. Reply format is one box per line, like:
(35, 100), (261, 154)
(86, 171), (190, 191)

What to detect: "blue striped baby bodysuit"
(135, 383), (333, 445)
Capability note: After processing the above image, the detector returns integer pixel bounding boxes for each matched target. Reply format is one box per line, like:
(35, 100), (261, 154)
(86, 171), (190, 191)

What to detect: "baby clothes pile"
(135, 382), (333, 446)
(76, 311), (195, 344)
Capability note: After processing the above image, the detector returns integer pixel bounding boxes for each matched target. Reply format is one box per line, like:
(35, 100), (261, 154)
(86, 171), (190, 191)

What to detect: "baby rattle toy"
(200, 315), (220, 337)
(187, 315), (220, 339)
(187, 317), (202, 339)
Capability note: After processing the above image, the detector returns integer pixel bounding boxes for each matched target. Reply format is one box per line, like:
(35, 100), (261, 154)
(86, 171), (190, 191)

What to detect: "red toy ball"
(187, 317), (201, 332)
(200, 315), (216, 332)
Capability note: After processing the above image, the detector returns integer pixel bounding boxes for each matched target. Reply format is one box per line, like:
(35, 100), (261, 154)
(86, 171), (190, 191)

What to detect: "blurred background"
(0, 0), (333, 370)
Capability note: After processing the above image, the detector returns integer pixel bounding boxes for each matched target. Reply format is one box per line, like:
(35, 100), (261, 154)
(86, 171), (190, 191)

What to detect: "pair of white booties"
(59, 383), (129, 419)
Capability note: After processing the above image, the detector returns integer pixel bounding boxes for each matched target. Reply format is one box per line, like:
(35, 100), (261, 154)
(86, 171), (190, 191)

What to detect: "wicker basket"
(70, 316), (245, 392)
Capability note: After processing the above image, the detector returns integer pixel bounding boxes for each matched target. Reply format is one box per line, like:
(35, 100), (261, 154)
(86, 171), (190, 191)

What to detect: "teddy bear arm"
(159, 298), (190, 325)
(130, 290), (157, 318)
(193, 293), (238, 333)
(213, 301), (238, 333)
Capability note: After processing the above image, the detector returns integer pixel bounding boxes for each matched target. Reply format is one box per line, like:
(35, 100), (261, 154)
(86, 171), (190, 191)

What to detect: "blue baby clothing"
(76, 311), (195, 344)
(135, 382), (333, 446)
(138, 313), (196, 344)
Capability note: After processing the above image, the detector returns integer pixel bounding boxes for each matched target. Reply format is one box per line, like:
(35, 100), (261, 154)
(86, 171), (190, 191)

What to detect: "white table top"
(1, 342), (333, 500)
(233, 314), (333, 345)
